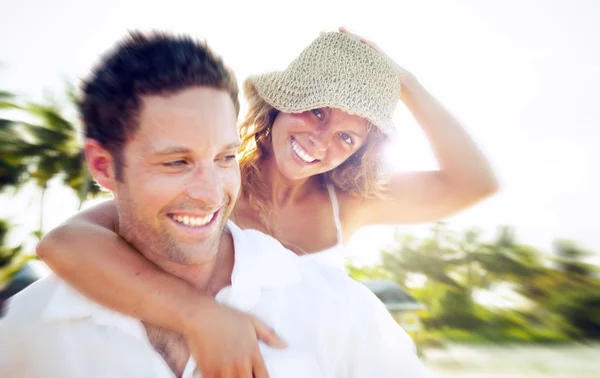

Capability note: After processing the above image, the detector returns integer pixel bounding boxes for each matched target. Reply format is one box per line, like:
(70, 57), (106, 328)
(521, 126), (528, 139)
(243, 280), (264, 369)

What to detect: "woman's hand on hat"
(338, 26), (412, 85)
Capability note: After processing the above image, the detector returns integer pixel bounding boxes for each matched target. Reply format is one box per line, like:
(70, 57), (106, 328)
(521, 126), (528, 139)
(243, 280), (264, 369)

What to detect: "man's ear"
(84, 139), (118, 191)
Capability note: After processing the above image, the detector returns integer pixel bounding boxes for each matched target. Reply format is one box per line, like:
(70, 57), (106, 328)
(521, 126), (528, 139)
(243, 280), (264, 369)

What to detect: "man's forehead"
(129, 119), (240, 156)
(143, 140), (241, 155)
(140, 87), (236, 113)
(131, 87), (239, 153)
(139, 88), (236, 122)
(131, 124), (239, 152)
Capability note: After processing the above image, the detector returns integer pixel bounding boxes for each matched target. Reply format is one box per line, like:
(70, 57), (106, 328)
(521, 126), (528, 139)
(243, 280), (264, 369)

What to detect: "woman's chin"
(276, 155), (328, 181)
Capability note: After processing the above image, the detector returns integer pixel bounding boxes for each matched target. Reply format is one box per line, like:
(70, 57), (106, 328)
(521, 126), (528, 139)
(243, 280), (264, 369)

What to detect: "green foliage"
(0, 86), (103, 238)
(350, 222), (600, 345)
(0, 218), (35, 285)
(0, 219), (18, 268)
(0, 93), (29, 189)
(346, 260), (392, 281)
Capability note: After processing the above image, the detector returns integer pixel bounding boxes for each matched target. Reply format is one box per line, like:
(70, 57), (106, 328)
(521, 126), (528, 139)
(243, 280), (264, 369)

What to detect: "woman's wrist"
(176, 294), (219, 335)
(400, 72), (419, 102)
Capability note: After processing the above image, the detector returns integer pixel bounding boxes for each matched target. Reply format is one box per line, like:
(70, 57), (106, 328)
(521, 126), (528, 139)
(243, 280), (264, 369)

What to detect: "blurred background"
(1, 0), (599, 376)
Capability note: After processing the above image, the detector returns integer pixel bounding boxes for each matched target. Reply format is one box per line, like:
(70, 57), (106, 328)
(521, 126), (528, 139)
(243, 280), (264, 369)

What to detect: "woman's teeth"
(292, 139), (317, 163)
(171, 214), (213, 227)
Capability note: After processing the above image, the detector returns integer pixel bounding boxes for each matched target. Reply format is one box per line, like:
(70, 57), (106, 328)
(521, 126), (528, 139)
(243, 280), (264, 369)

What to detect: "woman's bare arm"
(338, 28), (498, 230)
(352, 74), (499, 227)
(37, 199), (201, 330)
(36, 199), (284, 377)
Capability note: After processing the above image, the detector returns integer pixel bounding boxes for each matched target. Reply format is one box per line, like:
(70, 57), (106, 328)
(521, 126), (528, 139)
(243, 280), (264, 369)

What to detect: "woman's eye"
(339, 132), (354, 145)
(224, 155), (237, 162)
(311, 108), (324, 120)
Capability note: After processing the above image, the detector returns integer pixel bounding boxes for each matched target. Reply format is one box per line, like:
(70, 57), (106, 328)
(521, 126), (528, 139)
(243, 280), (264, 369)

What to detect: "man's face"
(114, 87), (240, 266)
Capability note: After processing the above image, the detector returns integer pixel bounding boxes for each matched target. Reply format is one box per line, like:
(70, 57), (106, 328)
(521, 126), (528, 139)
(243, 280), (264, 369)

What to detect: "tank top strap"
(326, 184), (343, 243)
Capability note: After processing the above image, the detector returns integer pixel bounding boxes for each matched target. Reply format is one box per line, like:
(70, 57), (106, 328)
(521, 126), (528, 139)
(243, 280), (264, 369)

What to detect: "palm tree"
(0, 218), (32, 287)
(1, 87), (102, 238)
(553, 239), (595, 278)
(0, 218), (44, 315)
(477, 226), (545, 284)
(381, 223), (466, 290)
(0, 91), (30, 191)
(25, 101), (81, 237)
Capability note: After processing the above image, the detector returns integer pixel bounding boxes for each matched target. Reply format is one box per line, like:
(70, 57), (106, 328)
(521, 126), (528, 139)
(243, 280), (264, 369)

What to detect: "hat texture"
(245, 32), (401, 134)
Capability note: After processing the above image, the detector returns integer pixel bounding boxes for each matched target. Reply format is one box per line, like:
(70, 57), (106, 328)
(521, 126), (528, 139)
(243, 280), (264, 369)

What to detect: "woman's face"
(269, 107), (368, 181)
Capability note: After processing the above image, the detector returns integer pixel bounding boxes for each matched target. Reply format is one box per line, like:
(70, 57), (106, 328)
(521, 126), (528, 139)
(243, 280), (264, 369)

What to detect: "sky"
(1, 0), (599, 265)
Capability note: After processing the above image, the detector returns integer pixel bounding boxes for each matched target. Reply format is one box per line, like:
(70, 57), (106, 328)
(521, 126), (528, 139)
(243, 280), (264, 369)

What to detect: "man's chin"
(160, 241), (221, 266)
(170, 251), (219, 266)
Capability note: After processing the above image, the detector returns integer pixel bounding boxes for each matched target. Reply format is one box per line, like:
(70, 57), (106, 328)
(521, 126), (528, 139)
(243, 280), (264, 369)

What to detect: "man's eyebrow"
(151, 143), (240, 156)
(151, 146), (192, 156)
(222, 142), (242, 150)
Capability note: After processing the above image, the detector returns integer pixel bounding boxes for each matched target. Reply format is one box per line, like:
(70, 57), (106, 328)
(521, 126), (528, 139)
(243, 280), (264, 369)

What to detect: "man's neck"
(131, 230), (235, 378)
(145, 232), (235, 297)
(203, 231), (235, 296)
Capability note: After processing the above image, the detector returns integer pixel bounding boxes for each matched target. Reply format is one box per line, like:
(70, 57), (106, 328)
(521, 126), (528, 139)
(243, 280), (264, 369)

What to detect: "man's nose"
(185, 164), (223, 208)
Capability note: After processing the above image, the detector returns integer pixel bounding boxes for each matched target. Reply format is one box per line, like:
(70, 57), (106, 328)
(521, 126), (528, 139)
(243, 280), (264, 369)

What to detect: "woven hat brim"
(246, 72), (397, 134)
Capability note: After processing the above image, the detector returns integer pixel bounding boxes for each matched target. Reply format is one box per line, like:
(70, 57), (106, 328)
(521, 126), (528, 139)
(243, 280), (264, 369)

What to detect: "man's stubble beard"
(116, 189), (231, 267)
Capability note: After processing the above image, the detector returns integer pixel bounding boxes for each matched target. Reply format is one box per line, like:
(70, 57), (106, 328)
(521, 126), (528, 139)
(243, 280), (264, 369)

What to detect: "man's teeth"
(292, 139), (316, 163)
(172, 214), (213, 227)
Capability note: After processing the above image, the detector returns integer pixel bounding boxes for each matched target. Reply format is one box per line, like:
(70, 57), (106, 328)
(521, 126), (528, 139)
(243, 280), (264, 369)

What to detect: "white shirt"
(0, 221), (428, 378)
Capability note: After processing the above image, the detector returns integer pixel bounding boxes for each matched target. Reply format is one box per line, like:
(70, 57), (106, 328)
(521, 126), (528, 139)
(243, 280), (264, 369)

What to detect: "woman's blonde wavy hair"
(238, 81), (390, 221)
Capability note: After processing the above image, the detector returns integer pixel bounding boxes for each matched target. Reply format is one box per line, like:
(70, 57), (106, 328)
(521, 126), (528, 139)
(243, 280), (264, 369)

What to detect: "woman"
(38, 28), (497, 374)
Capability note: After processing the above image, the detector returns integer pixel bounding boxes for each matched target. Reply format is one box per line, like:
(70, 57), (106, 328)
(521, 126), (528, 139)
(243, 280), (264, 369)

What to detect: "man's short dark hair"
(80, 31), (240, 180)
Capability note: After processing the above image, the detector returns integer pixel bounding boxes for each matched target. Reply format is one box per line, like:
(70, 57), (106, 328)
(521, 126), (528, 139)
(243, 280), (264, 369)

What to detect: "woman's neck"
(262, 153), (320, 207)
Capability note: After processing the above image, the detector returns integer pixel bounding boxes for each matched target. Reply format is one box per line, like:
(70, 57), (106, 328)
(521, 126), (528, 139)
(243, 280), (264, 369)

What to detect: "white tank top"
(231, 184), (346, 270)
(299, 184), (346, 269)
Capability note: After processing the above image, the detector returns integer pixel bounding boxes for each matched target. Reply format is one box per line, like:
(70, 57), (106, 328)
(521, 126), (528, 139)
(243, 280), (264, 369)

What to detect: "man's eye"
(164, 160), (187, 167)
(339, 132), (354, 145)
(311, 108), (324, 120)
(218, 155), (238, 167)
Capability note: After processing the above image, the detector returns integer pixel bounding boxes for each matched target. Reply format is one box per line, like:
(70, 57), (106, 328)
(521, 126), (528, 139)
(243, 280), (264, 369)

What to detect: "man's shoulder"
(281, 251), (384, 314)
(304, 262), (385, 308)
(231, 224), (384, 312)
(2, 275), (62, 323)
(3, 274), (141, 330)
(236, 226), (295, 256)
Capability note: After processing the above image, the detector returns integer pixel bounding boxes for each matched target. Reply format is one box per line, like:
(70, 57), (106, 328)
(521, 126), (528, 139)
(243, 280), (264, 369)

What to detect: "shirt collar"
(228, 221), (301, 287)
(41, 275), (147, 339)
(217, 221), (302, 311)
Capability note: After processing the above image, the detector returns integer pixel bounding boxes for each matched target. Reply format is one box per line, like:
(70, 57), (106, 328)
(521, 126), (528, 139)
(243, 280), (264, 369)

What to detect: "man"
(0, 32), (427, 378)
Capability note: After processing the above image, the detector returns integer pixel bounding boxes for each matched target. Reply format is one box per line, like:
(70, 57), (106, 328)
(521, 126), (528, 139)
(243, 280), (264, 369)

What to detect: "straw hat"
(244, 32), (401, 134)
